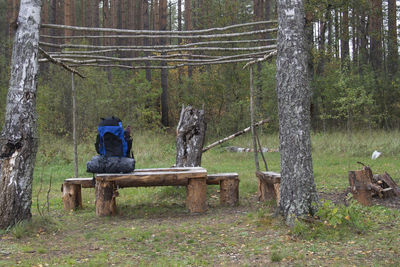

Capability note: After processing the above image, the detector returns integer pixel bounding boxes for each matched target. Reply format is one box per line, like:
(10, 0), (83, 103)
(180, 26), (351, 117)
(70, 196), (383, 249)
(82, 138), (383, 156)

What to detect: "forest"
(1, 1), (400, 266)
(0, 0), (398, 138)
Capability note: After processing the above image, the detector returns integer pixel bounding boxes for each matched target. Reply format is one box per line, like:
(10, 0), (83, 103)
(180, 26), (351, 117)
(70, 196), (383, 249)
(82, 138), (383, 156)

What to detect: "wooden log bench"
(61, 168), (239, 215)
(256, 171), (281, 205)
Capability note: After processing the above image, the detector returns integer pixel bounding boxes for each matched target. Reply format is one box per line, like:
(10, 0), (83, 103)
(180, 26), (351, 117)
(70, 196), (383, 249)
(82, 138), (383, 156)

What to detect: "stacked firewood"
(348, 166), (400, 206)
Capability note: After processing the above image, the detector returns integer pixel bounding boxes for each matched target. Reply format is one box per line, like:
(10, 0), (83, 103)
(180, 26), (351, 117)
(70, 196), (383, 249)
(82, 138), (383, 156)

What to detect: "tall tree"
(0, 0), (42, 229)
(341, 3), (349, 69)
(143, 0), (151, 81)
(160, 0), (169, 127)
(276, 0), (318, 225)
(387, 0), (398, 77)
(369, 0), (383, 72)
(184, 0), (193, 79)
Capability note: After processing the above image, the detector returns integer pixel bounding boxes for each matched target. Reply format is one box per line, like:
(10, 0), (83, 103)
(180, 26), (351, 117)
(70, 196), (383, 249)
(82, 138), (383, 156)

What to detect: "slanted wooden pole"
(71, 73), (78, 177)
(250, 66), (260, 171)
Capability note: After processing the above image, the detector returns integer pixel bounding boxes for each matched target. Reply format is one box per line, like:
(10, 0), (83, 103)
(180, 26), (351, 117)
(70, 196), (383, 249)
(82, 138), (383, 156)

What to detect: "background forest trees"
(0, 0), (399, 139)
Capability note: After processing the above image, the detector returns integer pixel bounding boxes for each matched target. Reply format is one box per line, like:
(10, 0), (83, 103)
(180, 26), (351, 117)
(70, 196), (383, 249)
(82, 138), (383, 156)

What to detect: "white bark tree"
(0, 0), (42, 229)
(276, 0), (318, 225)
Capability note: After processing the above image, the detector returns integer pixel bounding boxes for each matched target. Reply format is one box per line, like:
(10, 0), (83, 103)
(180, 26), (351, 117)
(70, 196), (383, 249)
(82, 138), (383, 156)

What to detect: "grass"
(0, 130), (399, 266)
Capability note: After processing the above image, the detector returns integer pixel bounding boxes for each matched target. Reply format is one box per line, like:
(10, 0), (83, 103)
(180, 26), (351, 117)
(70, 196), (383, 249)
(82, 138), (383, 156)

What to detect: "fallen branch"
(202, 118), (270, 153)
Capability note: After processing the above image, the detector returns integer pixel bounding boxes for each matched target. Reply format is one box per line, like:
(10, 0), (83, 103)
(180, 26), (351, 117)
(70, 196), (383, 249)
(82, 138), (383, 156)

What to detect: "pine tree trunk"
(369, 0), (383, 72)
(276, 0), (318, 225)
(185, 0), (193, 80)
(143, 0), (151, 81)
(160, 0), (169, 127)
(341, 5), (349, 69)
(387, 0), (398, 77)
(0, 0), (42, 229)
(64, 0), (72, 37)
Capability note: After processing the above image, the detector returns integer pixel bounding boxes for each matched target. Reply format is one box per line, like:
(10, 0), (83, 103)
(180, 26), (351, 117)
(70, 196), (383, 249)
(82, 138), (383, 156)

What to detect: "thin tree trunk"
(341, 4), (349, 70)
(387, 0), (398, 77)
(276, 0), (318, 225)
(0, 0), (42, 229)
(185, 0), (193, 81)
(143, 0), (151, 81)
(71, 74), (78, 177)
(160, 0), (169, 126)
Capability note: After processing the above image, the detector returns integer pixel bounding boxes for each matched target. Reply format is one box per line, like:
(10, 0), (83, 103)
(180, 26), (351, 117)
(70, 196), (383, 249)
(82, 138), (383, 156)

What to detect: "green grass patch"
(0, 130), (399, 266)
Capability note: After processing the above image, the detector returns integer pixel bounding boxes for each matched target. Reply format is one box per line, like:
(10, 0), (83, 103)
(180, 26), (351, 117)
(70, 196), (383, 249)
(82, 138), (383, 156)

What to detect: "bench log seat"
(256, 171), (281, 204)
(61, 169), (239, 212)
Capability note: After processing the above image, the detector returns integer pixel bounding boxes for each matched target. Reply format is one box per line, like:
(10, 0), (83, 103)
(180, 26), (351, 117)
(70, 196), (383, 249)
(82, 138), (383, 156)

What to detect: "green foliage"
(315, 199), (371, 231)
(291, 199), (373, 241)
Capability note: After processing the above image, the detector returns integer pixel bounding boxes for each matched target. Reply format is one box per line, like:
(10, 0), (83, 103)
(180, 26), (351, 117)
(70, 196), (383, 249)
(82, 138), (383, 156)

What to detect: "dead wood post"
(176, 104), (206, 167)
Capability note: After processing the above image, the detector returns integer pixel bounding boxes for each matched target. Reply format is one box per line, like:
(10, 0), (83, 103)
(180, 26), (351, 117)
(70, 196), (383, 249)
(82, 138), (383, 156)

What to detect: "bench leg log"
(62, 183), (82, 210)
(186, 178), (207, 213)
(258, 179), (276, 202)
(95, 181), (118, 216)
(220, 179), (239, 206)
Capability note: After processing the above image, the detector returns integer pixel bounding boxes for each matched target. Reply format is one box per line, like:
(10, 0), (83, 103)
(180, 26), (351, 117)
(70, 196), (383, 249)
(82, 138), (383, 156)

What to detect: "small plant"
(8, 220), (30, 239)
(270, 251), (283, 262)
(315, 199), (371, 232)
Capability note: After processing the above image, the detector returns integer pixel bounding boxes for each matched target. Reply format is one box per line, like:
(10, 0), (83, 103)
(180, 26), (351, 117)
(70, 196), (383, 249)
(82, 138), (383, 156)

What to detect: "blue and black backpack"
(95, 116), (131, 157)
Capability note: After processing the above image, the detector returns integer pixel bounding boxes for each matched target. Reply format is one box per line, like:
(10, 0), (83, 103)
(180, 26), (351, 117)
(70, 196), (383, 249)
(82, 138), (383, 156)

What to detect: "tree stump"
(186, 178), (207, 213)
(176, 105), (206, 167)
(348, 166), (373, 206)
(220, 178), (239, 206)
(95, 180), (117, 216)
(62, 183), (82, 210)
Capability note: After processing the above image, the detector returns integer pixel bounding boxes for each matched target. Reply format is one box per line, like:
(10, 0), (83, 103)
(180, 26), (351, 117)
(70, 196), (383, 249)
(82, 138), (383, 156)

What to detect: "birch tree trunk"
(276, 0), (318, 225)
(0, 0), (42, 229)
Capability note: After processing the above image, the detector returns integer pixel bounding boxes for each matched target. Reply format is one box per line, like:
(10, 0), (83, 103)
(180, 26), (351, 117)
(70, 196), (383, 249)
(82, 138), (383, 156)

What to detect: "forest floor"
(1, 131), (400, 266)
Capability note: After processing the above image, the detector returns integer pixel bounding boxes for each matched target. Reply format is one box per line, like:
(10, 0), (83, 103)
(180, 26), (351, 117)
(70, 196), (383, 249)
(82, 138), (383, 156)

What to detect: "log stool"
(256, 171), (281, 205)
(207, 173), (240, 206)
(61, 178), (94, 210)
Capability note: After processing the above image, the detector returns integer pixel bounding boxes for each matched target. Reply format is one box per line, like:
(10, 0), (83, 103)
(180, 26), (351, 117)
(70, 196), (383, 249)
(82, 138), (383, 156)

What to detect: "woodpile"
(348, 166), (400, 206)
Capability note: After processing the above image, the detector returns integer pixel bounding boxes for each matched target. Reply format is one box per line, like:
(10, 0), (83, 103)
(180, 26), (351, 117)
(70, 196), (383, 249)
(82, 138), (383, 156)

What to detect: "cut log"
(62, 183), (82, 210)
(348, 166), (373, 206)
(176, 105), (206, 167)
(220, 178), (239, 206)
(256, 171), (280, 205)
(95, 180), (117, 216)
(186, 178), (207, 213)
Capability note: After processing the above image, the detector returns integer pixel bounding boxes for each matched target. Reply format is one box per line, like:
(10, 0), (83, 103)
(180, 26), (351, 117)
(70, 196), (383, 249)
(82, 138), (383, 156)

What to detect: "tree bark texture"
(176, 105), (206, 167)
(186, 178), (207, 213)
(0, 0), (42, 229)
(95, 180), (117, 216)
(62, 183), (82, 210)
(348, 167), (373, 206)
(276, 0), (318, 225)
(369, 0), (383, 72)
(387, 0), (398, 77)
(159, 0), (169, 127)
